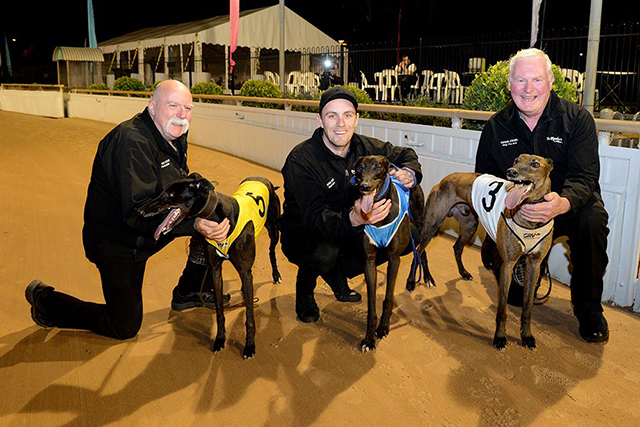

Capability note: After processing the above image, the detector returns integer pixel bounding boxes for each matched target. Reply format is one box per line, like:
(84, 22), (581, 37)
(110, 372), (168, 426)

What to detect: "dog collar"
(197, 191), (217, 218)
(375, 173), (391, 201)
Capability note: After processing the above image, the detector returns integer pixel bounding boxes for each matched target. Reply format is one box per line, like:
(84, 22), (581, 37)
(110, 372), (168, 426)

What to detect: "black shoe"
(575, 310), (609, 343)
(25, 280), (55, 328)
(171, 287), (231, 311)
(322, 272), (361, 303)
(296, 294), (320, 323)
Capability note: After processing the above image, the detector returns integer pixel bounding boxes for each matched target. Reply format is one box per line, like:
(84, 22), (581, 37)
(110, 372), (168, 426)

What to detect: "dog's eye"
(513, 158), (521, 165)
(356, 163), (364, 173)
(531, 161), (539, 168)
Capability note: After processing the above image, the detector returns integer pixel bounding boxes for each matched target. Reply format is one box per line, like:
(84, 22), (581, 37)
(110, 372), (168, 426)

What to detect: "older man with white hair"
(475, 48), (610, 344)
(26, 80), (228, 340)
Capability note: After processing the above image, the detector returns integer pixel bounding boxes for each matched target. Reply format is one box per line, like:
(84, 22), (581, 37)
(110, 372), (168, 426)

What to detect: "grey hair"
(508, 48), (554, 82)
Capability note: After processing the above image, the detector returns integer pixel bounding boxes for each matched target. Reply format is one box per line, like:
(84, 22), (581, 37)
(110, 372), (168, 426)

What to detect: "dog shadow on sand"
(5, 278), (375, 427)
(391, 260), (606, 426)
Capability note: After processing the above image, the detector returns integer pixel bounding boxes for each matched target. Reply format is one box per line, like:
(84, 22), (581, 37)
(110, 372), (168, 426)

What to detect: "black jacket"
(475, 91), (601, 215)
(280, 127), (422, 239)
(83, 107), (193, 263)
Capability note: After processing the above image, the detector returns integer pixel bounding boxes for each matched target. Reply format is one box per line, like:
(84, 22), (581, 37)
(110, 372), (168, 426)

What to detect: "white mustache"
(165, 116), (190, 136)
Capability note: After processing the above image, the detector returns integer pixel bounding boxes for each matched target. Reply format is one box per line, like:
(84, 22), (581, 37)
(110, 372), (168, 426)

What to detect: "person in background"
(396, 55), (417, 102)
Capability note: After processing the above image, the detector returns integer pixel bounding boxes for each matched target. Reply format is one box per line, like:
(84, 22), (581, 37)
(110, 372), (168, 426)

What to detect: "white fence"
(2, 90), (640, 311)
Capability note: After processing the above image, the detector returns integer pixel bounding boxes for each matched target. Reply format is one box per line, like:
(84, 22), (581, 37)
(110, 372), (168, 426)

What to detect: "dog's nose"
(506, 168), (519, 179)
(360, 183), (373, 192)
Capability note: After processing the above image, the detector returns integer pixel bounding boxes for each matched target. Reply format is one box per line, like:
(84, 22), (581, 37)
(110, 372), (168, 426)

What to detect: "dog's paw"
(425, 278), (436, 288)
(493, 336), (508, 350)
(461, 271), (473, 281)
(211, 338), (226, 353)
(272, 271), (282, 284)
(522, 336), (537, 350)
(360, 338), (376, 352)
(242, 345), (256, 360)
(406, 281), (416, 292)
(375, 325), (390, 340)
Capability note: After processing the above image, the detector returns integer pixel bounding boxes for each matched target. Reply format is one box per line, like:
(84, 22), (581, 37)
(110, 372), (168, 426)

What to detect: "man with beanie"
(280, 86), (422, 323)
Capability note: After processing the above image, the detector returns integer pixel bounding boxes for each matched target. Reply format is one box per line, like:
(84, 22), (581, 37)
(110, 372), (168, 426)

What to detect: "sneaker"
(296, 293), (320, 323)
(575, 309), (609, 344)
(25, 280), (55, 328)
(171, 287), (231, 311)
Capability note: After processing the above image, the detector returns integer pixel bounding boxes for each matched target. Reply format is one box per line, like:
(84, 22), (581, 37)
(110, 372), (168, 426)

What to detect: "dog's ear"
(546, 158), (554, 171)
(187, 172), (203, 180)
(190, 178), (214, 193)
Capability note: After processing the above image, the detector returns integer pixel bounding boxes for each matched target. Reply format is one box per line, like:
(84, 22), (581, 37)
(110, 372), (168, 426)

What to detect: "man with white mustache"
(475, 48), (610, 344)
(26, 80), (229, 339)
(280, 86), (422, 323)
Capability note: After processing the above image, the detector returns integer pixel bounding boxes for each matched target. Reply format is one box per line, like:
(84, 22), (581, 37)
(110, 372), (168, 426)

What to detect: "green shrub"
(113, 76), (146, 96)
(462, 61), (578, 129)
(88, 83), (109, 91)
(190, 81), (224, 104)
(240, 80), (282, 109)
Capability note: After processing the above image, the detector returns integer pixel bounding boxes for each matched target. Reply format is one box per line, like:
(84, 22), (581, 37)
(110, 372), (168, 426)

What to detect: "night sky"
(2, 0), (638, 67)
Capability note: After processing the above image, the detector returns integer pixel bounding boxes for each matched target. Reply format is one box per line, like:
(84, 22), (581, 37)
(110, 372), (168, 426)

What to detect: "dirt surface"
(1, 110), (639, 426)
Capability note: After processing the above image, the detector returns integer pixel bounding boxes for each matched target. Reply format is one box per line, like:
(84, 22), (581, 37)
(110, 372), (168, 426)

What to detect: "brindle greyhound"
(413, 154), (554, 350)
(137, 173), (281, 359)
(353, 155), (425, 352)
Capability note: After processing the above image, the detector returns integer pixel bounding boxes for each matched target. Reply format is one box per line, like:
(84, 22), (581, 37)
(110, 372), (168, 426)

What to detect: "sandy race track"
(1, 110), (639, 426)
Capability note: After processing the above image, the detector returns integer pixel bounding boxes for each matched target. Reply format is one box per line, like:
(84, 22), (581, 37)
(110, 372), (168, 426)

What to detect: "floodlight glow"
(324, 60), (332, 68)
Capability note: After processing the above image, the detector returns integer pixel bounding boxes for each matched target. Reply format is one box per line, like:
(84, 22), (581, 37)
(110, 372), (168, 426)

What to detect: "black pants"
(281, 226), (416, 296)
(482, 195), (609, 313)
(40, 258), (207, 340)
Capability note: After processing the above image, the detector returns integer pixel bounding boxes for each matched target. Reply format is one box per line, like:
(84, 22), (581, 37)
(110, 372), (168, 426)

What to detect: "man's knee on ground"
(108, 318), (142, 340)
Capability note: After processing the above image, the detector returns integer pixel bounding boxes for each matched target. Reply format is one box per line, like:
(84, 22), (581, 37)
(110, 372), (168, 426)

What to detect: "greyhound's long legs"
(377, 254), (401, 340)
(451, 210), (479, 281)
(494, 259), (516, 350)
(207, 250), (226, 353)
(521, 256), (542, 349)
(361, 251), (378, 352)
(229, 234), (257, 359)
(266, 193), (282, 284)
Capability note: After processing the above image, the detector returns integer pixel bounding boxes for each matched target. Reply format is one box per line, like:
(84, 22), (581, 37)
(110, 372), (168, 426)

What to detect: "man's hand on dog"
(350, 198), (392, 227)
(194, 218), (230, 241)
(520, 192), (570, 223)
(390, 168), (415, 188)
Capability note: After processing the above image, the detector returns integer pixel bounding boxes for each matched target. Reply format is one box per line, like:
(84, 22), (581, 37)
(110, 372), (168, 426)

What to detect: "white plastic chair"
(359, 71), (378, 100)
(419, 70), (434, 98)
(430, 72), (446, 103)
(374, 69), (398, 102)
(264, 71), (279, 87)
(443, 70), (464, 104)
(286, 71), (304, 95)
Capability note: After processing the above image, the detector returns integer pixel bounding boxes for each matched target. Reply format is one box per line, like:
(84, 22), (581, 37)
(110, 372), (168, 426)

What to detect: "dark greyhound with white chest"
(137, 173), (281, 359)
(353, 155), (425, 352)
(413, 154), (554, 350)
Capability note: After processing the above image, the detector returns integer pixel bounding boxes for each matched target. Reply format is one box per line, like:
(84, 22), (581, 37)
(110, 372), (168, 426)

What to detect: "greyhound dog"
(137, 173), (281, 359)
(353, 155), (425, 352)
(413, 154), (554, 350)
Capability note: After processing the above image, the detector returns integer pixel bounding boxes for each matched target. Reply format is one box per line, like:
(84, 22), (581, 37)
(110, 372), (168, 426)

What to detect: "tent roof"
(52, 46), (104, 62)
(99, 5), (337, 53)
(100, 7), (264, 46)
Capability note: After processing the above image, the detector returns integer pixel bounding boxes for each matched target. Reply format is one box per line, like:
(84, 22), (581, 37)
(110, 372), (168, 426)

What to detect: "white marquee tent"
(98, 5), (338, 89)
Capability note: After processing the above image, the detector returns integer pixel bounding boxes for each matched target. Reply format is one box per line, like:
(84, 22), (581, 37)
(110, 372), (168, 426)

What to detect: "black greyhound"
(137, 173), (281, 359)
(353, 155), (425, 352)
